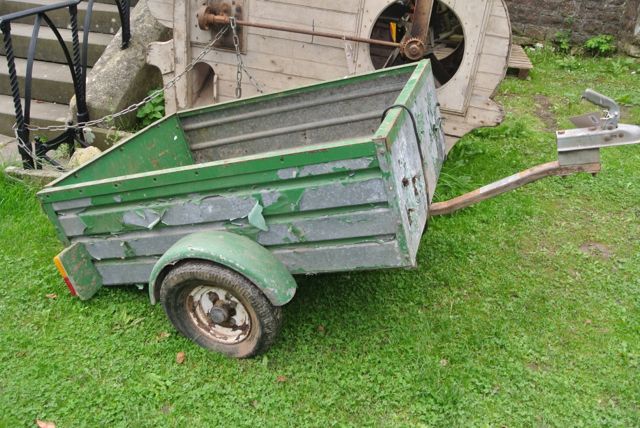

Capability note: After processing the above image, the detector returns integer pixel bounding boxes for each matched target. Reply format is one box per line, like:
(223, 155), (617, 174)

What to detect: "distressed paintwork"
(49, 116), (194, 187)
(39, 140), (379, 205)
(148, 232), (297, 306)
(96, 238), (405, 287)
(74, 207), (397, 260)
(38, 61), (445, 301)
(54, 172), (386, 237)
(373, 62), (446, 264)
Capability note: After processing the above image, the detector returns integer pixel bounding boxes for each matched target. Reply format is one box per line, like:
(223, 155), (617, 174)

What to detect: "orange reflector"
(390, 22), (397, 43)
(53, 256), (78, 297)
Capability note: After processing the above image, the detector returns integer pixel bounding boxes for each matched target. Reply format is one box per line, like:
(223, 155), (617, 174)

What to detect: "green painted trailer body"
(38, 60), (446, 303)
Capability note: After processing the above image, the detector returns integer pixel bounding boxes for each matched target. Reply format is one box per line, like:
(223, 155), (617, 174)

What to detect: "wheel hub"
(188, 286), (251, 344)
(209, 300), (232, 324)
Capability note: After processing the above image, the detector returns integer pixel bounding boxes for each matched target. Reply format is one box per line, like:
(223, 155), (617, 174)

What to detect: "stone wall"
(505, 0), (640, 45)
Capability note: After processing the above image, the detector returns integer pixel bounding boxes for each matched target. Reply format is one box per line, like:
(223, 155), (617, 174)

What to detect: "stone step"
(0, 57), (83, 104)
(1, 0), (124, 35)
(0, 95), (128, 151)
(0, 94), (69, 141)
(0, 22), (112, 66)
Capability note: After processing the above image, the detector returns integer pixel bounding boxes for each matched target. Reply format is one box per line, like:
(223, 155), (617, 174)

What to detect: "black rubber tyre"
(160, 261), (283, 358)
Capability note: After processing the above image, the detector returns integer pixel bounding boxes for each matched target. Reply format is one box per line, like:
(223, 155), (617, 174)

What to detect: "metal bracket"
(197, 1), (245, 52)
(557, 89), (640, 167)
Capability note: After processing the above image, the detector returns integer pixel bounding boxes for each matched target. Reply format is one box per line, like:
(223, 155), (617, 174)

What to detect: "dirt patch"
(534, 95), (558, 131)
(526, 361), (550, 372)
(579, 242), (613, 259)
(621, 105), (633, 117)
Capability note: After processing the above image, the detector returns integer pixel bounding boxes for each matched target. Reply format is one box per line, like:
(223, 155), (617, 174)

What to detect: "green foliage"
(617, 93), (640, 107)
(584, 34), (617, 56)
(1, 53), (639, 426)
(136, 90), (165, 129)
(554, 55), (582, 71)
(553, 30), (572, 54)
(608, 57), (640, 76)
(105, 128), (126, 146)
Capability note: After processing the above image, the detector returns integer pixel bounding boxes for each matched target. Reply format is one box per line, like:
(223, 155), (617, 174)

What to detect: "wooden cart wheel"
(160, 261), (282, 358)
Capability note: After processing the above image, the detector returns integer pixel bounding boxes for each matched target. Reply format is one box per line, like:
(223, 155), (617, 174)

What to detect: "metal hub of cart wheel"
(187, 286), (251, 344)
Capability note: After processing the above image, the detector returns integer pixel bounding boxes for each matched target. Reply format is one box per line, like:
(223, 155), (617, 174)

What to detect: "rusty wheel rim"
(187, 285), (251, 345)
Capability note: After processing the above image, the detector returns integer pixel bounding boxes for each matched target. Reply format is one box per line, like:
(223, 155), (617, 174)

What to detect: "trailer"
(38, 60), (640, 358)
(39, 61), (445, 357)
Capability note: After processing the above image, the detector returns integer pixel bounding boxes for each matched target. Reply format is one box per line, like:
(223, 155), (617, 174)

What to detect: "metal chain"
(230, 16), (264, 97)
(231, 17), (243, 98)
(24, 25), (230, 132)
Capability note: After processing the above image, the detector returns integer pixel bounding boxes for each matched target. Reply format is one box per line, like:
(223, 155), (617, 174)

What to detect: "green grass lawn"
(1, 50), (639, 427)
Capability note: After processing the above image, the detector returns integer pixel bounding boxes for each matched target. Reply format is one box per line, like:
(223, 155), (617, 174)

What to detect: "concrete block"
(0, 136), (19, 166)
(83, 1), (172, 130)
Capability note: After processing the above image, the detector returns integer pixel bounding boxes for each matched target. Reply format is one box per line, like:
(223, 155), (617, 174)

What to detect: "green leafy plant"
(105, 128), (126, 146)
(136, 90), (165, 128)
(553, 30), (572, 54)
(555, 55), (582, 71)
(584, 35), (616, 56)
(617, 93), (640, 107)
(608, 57), (639, 76)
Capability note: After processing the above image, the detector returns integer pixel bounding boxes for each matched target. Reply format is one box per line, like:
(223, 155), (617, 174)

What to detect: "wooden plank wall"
(147, 0), (512, 150)
(193, 0), (361, 102)
(441, 0), (511, 149)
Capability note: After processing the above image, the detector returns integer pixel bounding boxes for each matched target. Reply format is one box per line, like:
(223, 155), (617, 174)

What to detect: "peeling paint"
(264, 188), (305, 214)
(277, 158), (374, 180)
(52, 198), (92, 211)
(121, 241), (137, 259)
(299, 179), (386, 211)
(123, 209), (165, 230)
(247, 202), (269, 232)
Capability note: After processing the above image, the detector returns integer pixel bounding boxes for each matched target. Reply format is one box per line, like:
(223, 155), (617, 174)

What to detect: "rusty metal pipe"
(399, 0), (435, 60)
(198, 12), (401, 49)
(430, 161), (602, 216)
(410, 0), (434, 43)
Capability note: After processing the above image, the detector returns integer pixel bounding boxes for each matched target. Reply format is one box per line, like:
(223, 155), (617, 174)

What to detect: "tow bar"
(431, 90), (640, 216)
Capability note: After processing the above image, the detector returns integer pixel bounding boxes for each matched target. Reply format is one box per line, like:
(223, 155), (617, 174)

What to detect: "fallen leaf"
(176, 352), (186, 364)
(276, 375), (288, 383)
(156, 331), (170, 340)
(45, 294), (57, 300)
(36, 420), (56, 428)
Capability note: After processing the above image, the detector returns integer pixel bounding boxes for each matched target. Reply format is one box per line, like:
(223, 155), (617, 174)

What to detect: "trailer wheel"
(159, 261), (282, 358)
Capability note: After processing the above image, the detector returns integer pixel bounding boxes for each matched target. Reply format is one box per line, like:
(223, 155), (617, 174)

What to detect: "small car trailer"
(38, 61), (640, 358)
